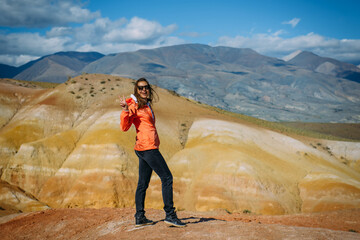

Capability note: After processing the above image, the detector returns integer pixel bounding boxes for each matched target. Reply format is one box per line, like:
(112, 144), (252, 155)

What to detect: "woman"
(119, 78), (186, 228)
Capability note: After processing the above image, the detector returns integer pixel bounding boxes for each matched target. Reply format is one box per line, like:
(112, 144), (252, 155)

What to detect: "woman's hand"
(119, 95), (128, 110)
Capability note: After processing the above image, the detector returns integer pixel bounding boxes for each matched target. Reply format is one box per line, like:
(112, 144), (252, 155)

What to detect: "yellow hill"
(0, 74), (359, 216)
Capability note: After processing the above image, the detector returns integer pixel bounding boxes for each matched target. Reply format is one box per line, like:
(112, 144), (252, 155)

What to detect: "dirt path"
(0, 208), (359, 239)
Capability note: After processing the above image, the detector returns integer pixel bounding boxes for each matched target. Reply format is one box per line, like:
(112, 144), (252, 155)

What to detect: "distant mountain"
(83, 44), (360, 122)
(13, 52), (104, 83)
(0, 63), (21, 78)
(3, 45), (360, 122)
(286, 51), (360, 83)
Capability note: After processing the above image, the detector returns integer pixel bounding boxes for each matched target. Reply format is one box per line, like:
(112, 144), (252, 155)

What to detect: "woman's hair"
(134, 78), (158, 109)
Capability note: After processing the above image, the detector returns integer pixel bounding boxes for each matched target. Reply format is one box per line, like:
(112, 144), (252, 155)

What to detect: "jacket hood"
(130, 94), (138, 103)
(126, 94), (138, 105)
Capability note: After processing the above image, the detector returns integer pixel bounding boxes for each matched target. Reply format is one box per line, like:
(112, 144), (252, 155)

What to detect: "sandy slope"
(0, 74), (359, 216)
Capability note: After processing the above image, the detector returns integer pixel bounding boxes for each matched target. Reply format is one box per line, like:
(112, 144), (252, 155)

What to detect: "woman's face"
(137, 81), (150, 99)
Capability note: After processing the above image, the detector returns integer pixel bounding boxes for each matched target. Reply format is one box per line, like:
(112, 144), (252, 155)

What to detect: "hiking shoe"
(164, 214), (186, 227)
(135, 216), (154, 227)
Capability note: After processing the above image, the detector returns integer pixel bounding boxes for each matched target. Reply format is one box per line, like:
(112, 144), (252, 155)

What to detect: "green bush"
(243, 209), (251, 214)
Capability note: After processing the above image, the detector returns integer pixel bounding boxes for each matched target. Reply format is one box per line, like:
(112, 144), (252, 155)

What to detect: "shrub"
(243, 209), (251, 214)
(224, 209), (232, 214)
(167, 89), (180, 97)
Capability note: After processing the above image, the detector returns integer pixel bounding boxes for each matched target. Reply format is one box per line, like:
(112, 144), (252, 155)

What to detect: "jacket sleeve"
(120, 102), (137, 131)
(120, 110), (132, 131)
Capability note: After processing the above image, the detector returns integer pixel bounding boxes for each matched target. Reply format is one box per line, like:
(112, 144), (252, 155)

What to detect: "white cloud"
(72, 16), (180, 50)
(0, 0), (100, 27)
(77, 36), (185, 54)
(0, 16), (183, 66)
(103, 17), (177, 43)
(273, 30), (286, 37)
(72, 17), (127, 44)
(215, 32), (360, 63)
(0, 32), (71, 56)
(0, 54), (40, 67)
(282, 18), (301, 28)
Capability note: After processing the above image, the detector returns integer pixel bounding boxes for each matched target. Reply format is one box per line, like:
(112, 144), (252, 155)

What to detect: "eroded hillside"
(0, 74), (359, 216)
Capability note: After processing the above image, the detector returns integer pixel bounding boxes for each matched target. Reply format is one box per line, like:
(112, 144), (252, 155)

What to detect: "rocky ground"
(0, 208), (359, 239)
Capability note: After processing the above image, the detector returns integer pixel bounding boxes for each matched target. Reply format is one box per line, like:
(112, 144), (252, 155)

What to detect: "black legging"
(134, 149), (175, 217)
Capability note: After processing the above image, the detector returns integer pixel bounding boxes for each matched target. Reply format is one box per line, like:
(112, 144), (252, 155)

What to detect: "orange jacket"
(120, 95), (160, 151)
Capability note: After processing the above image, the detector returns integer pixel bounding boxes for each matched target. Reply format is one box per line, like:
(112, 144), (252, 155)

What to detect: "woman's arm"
(119, 95), (134, 131)
(120, 110), (133, 131)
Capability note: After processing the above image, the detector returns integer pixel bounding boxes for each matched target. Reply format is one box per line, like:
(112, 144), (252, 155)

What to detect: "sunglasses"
(137, 85), (150, 91)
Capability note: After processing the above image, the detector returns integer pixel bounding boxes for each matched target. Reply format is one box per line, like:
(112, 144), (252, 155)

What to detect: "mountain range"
(0, 52), (104, 83)
(285, 50), (360, 83)
(1, 44), (360, 122)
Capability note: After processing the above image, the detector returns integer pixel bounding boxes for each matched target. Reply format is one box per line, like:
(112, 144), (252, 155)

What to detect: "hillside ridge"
(0, 74), (359, 218)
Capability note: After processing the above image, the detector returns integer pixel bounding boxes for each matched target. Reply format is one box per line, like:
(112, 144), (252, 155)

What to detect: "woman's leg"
(140, 149), (175, 217)
(135, 150), (153, 217)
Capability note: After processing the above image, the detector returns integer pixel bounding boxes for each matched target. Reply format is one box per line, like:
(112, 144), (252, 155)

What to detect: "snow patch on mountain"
(283, 50), (302, 61)
(315, 61), (337, 75)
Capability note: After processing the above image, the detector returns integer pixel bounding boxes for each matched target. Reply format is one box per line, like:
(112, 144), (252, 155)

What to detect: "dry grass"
(188, 100), (358, 142)
(280, 122), (360, 141)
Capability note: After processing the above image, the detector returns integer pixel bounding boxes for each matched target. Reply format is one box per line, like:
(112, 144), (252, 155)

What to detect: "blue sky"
(1, 0), (360, 66)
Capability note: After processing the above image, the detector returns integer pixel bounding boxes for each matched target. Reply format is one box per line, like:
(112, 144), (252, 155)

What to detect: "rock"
(0, 180), (48, 215)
